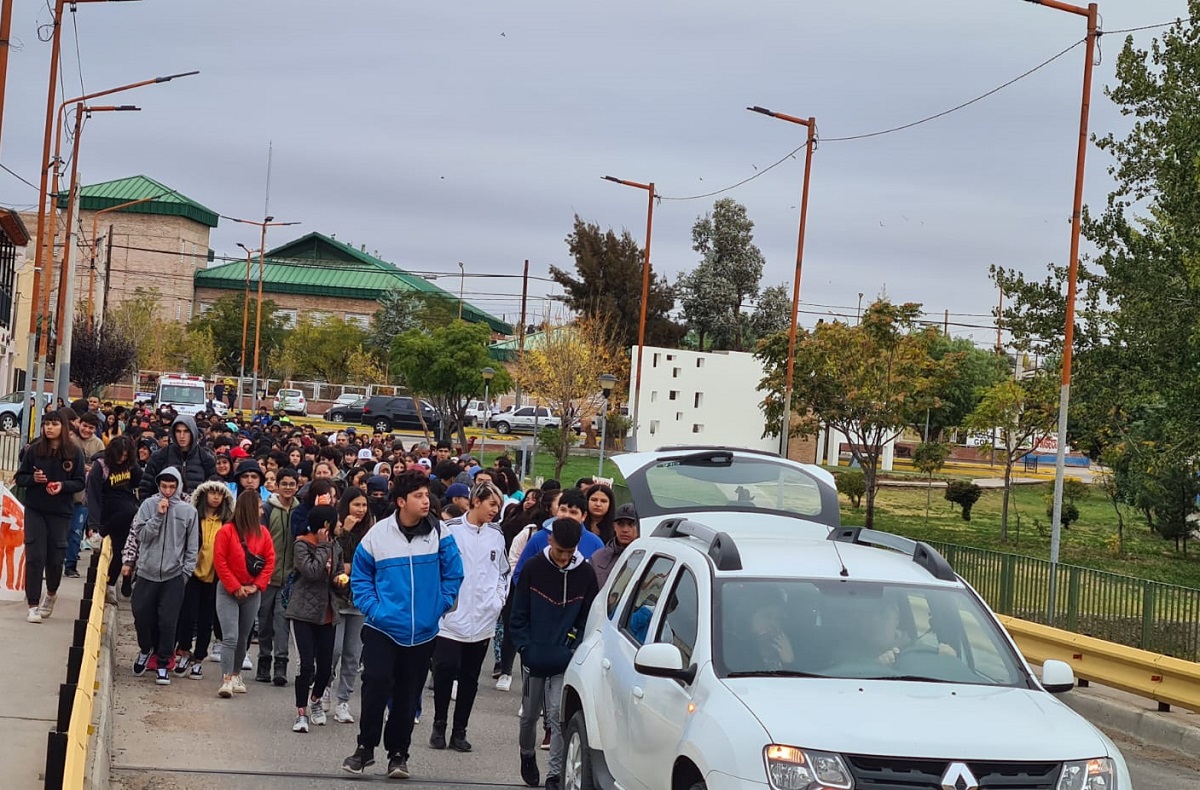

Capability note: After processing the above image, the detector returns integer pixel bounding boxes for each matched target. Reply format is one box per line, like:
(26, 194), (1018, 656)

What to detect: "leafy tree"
(346, 346), (386, 385)
(913, 441), (951, 520)
(965, 374), (1058, 542)
(755, 300), (954, 527)
(551, 216), (682, 351)
(750, 282), (792, 342)
(274, 315), (368, 383)
(836, 469), (866, 509)
(690, 198), (766, 351)
(69, 314), (137, 396)
(369, 288), (426, 362)
(184, 326), (218, 376)
(190, 293), (286, 375)
(921, 336), (1008, 440)
(105, 287), (169, 370)
(392, 321), (513, 448)
(945, 481), (983, 522)
(676, 254), (737, 351)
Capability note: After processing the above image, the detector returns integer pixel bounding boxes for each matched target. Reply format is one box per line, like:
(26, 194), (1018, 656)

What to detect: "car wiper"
(725, 670), (827, 679)
(870, 674), (955, 683)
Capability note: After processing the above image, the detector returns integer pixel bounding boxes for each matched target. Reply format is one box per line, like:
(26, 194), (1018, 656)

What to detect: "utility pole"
(515, 258), (529, 408)
(0, 0), (14, 154)
(997, 282), (1004, 353)
(55, 180), (80, 402)
(100, 224), (113, 322)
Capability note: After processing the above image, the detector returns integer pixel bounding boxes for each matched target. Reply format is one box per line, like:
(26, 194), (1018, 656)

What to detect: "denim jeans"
(64, 504), (88, 569)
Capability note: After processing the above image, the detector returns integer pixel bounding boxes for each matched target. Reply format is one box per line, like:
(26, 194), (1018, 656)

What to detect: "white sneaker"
(218, 677), (234, 698)
(292, 714), (310, 733)
(309, 697), (327, 726)
(321, 687), (331, 708)
(495, 674), (512, 692)
(209, 645), (223, 663)
(451, 680), (458, 701)
(37, 593), (56, 619)
(26, 607), (42, 624)
(334, 702), (354, 723)
(518, 704), (523, 717)
(241, 655), (253, 671)
(232, 675), (248, 694)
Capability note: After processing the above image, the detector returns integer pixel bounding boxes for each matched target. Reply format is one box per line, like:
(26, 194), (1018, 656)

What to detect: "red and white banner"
(0, 482), (25, 599)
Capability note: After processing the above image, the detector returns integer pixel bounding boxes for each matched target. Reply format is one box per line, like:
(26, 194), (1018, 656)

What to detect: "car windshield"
(715, 579), (1027, 687)
(159, 385), (205, 405)
(628, 452), (836, 525)
(279, 390), (301, 397)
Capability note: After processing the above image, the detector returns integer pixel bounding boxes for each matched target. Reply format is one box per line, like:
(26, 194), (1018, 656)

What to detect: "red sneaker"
(147, 654), (159, 671)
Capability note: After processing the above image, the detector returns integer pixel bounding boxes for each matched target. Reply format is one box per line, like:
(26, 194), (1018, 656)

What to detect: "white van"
(155, 375), (221, 416)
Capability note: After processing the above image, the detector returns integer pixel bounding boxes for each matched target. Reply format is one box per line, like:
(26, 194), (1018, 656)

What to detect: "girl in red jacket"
(213, 490), (275, 698)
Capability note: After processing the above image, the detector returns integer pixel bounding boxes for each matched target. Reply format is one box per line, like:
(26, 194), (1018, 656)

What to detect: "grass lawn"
(848, 482), (1200, 589)
(482, 446), (624, 490)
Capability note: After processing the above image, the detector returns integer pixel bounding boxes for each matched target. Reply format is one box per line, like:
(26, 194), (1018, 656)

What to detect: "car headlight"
(1057, 758), (1116, 790)
(764, 745), (853, 790)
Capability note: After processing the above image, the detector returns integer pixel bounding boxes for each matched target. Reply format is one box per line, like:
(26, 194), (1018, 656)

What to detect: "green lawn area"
(848, 482), (1200, 589)
(484, 446), (624, 490)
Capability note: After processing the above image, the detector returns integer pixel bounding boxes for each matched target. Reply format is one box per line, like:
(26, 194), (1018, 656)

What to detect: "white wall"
(627, 346), (778, 453)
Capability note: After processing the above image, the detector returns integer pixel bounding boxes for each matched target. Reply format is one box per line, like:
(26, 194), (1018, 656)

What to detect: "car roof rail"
(827, 527), (956, 582)
(654, 444), (781, 459)
(651, 518), (743, 571)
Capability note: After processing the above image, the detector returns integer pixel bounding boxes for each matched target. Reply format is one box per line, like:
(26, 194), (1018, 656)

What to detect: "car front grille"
(844, 755), (1060, 790)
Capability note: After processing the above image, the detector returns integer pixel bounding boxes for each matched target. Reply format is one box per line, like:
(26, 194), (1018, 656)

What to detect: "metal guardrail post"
(1066, 566), (1081, 633)
(44, 731), (67, 790)
(1142, 585), (1156, 652)
(999, 554), (1016, 615)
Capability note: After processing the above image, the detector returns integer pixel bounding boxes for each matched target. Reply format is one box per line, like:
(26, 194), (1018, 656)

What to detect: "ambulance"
(154, 374), (226, 416)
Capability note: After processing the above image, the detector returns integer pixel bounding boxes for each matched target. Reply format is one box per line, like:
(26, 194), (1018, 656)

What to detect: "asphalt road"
(106, 601), (1200, 790)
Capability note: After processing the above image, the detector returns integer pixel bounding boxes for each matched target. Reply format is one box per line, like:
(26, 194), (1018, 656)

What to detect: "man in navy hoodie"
(341, 470), (464, 781)
(509, 518), (599, 790)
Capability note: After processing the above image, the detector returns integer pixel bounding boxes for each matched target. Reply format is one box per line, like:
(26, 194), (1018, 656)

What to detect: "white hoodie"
(438, 514), (510, 642)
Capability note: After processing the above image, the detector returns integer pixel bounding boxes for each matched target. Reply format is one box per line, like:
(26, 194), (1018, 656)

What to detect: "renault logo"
(941, 763), (979, 790)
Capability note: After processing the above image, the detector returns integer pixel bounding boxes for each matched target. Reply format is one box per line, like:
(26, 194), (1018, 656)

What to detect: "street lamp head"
(602, 175), (621, 183)
(747, 106), (777, 117)
(481, 367), (495, 382)
(264, 215), (275, 223)
(598, 373), (617, 393)
(155, 70), (200, 84)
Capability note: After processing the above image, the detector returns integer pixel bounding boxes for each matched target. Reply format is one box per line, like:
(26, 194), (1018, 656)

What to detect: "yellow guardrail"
(62, 537), (110, 789)
(999, 614), (1200, 713)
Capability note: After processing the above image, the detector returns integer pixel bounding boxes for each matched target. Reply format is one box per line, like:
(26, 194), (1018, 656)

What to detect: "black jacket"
(510, 547), (599, 678)
(138, 415), (215, 499)
(15, 442), (87, 517)
(86, 458), (143, 536)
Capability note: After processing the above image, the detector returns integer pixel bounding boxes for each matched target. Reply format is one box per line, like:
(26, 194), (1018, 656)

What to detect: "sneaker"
(147, 654), (159, 672)
(155, 667), (171, 686)
(321, 687), (331, 708)
(342, 745), (375, 775)
(37, 593), (56, 619)
(232, 675), (248, 694)
(520, 753), (540, 787)
(105, 586), (118, 605)
(218, 676), (234, 698)
(429, 720), (447, 750)
(491, 665), (502, 680)
(63, 566), (80, 578)
(518, 704), (523, 717)
(546, 775), (562, 790)
(496, 674), (512, 692)
(387, 753), (410, 779)
(292, 714), (309, 733)
(449, 729), (472, 753)
(26, 607), (42, 624)
(190, 664), (203, 680)
(540, 729), (551, 750)
(273, 659), (288, 687)
(133, 651), (151, 676)
(451, 680), (458, 701)
(309, 697), (327, 726)
(255, 657), (271, 683)
(241, 654), (254, 671)
(334, 702), (354, 724)
(209, 644), (223, 663)
(173, 652), (192, 676)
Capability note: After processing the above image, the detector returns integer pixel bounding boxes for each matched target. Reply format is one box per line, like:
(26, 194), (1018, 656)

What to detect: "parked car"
(272, 388), (308, 416)
(0, 392), (52, 432)
(332, 393), (366, 408)
(488, 405), (563, 435)
(462, 399), (490, 426)
(324, 397), (367, 424)
(359, 395), (441, 434)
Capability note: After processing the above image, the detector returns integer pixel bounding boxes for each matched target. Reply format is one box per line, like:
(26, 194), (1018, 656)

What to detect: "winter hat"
(234, 459), (264, 480)
(366, 475), (390, 494)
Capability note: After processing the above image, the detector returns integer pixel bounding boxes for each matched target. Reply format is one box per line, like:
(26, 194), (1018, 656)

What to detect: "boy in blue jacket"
(342, 470), (463, 781)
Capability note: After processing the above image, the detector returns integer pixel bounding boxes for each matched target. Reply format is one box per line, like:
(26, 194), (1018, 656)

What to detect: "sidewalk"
(0, 562), (88, 790)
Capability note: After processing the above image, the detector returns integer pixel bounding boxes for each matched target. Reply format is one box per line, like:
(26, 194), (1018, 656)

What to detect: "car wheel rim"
(332, 415), (344, 423)
(565, 731), (582, 790)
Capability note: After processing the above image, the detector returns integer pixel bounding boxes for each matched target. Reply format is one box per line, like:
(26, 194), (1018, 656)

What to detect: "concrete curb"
(84, 602), (117, 790)
(1063, 689), (1200, 756)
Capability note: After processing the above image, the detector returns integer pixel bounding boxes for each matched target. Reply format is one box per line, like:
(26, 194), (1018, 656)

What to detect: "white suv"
(563, 449), (1130, 790)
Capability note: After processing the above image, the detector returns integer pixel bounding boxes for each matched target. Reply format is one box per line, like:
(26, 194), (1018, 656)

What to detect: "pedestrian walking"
(64, 411), (105, 578)
(510, 518), (599, 790)
(331, 487), (376, 724)
(587, 503), (640, 586)
(172, 480), (234, 679)
(213, 490), (276, 699)
(341, 470), (464, 780)
(431, 481), (509, 753)
(84, 435), (142, 604)
(123, 467), (200, 686)
(286, 504), (344, 733)
(15, 410), (86, 623)
(257, 467), (299, 686)
(138, 415), (216, 498)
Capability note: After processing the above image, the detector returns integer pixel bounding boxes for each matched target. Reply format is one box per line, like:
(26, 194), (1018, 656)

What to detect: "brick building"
(193, 231), (511, 334)
(0, 209), (30, 391)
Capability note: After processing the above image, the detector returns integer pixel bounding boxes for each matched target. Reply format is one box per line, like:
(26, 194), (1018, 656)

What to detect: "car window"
(158, 385), (205, 405)
(351, 399), (367, 408)
(395, 397), (413, 410)
(715, 579), (1026, 686)
(656, 567), (699, 666)
(620, 555), (675, 646)
(605, 549), (646, 619)
(515, 407), (533, 417)
(0, 392), (21, 404)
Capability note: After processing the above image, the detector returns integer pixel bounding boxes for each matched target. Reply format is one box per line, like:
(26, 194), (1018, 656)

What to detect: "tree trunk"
(863, 459), (878, 529)
(1000, 457), (1012, 543)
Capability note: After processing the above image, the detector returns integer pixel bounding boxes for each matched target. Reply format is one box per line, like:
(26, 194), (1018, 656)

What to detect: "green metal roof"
(488, 328), (552, 362)
(56, 175), (219, 228)
(195, 232), (512, 334)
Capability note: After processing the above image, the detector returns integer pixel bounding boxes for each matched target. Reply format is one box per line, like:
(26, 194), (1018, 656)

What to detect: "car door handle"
(601, 659), (611, 671)
(632, 687), (645, 699)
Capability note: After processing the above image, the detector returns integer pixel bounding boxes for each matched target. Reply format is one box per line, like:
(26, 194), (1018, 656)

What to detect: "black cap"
(614, 503), (638, 522)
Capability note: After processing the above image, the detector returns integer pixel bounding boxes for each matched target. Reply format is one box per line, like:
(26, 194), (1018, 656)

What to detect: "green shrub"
(1063, 476), (1091, 504)
(836, 469), (866, 508)
(945, 480), (983, 521)
(1046, 500), (1081, 529)
(913, 442), (951, 476)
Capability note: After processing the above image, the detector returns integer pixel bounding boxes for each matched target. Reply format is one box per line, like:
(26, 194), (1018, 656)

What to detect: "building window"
(694, 392), (703, 408)
(344, 312), (370, 329)
(653, 353), (660, 367)
(666, 354), (675, 361)
(696, 358), (705, 368)
(693, 424), (704, 434)
(198, 302), (212, 315)
(672, 367), (681, 378)
(277, 309), (298, 329)
(669, 390), (678, 400)
(649, 420), (659, 435)
(650, 391), (658, 403)
(307, 310), (331, 325)
(676, 412), (683, 421)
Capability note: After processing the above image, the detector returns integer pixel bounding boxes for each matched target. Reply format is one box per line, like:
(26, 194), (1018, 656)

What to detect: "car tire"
(563, 711), (596, 790)
(373, 418), (393, 433)
(495, 421), (511, 435)
(0, 412), (15, 431)
(689, 783), (707, 790)
(331, 413), (345, 423)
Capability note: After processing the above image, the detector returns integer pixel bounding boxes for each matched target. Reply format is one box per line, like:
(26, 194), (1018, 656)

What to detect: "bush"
(836, 469), (866, 508)
(1046, 500), (1081, 529)
(945, 480), (983, 521)
(1063, 476), (1091, 504)
(912, 441), (951, 477)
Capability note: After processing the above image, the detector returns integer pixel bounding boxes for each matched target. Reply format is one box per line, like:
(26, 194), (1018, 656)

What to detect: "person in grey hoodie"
(122, 467), (199, 685)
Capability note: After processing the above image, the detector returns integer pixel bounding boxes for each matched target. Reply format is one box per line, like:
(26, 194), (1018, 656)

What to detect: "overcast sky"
(0, 0), (1188, 345)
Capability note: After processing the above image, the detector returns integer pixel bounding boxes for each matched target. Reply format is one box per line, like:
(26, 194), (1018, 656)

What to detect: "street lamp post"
(597, 373), (617, 477)
(1024, 0), (1099, 625)
(481, 366), (495, 468)
(602, 175), (655, 452)
(235, 242), (259, 412)
(748, 107), (818, 460)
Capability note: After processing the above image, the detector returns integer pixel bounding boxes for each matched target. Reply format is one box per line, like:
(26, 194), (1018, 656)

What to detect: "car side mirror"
(634, 643), (696, 684)
(1041, 660), (1076, 694)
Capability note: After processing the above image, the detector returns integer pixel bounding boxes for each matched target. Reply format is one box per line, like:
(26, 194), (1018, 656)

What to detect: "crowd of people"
(13, 396), (642, 788)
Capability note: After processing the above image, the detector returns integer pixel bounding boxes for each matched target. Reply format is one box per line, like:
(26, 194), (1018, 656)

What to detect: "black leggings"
(499, 588), (517, 675)
(104, 521), (131, 588)
(432, 636), (490, 731)
(291, 619), (335, 710)
(175, 576), (217, 660)
(23, 509), (68, 607)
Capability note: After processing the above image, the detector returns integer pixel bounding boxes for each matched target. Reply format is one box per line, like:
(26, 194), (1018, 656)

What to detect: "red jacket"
(213, 521), (276, 594)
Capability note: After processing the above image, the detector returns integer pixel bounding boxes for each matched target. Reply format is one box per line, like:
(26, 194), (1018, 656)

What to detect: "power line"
(70, 5), (85, 98)
(0, 163), (39, 191)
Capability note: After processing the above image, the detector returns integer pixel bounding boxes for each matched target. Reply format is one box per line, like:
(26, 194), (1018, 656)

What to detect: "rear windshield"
(159, 385), (205, 405)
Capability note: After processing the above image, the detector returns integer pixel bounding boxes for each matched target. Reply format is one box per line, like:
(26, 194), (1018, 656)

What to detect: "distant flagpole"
(264, 140), (273, 219)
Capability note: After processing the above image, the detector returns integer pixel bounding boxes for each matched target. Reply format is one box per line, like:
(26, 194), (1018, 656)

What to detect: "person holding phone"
(15, 410), (86, 624)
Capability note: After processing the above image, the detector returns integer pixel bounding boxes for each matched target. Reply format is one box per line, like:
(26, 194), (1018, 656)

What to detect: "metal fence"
(931, 541), (1200, 662)
(0, 431), (22, 474)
